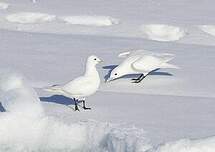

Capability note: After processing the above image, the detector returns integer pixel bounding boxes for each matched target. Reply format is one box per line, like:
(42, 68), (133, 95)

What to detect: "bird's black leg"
(132, 74), (147, 83)
(132, 74), (144, 81)
(74, 98), (80, 111)
(82, 100), (91, 110)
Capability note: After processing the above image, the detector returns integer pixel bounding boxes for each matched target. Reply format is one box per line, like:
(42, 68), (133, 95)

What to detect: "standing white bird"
(107, 50), (179, 83)
(44, 55), (102, 111)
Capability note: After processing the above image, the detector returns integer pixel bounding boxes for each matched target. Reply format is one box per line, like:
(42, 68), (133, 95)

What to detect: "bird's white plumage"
(132, 55), (164, 72)
(131, 54), (177, 72)
(118, 50), (175, 59)
(45, 55), (102, 100)
(108, 49), (179, 81)
(62, 74), (100, 98)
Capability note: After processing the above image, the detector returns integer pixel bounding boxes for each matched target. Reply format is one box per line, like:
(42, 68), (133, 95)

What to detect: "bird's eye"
(114, 73), (117, 75)
(94, 58), (97, 60)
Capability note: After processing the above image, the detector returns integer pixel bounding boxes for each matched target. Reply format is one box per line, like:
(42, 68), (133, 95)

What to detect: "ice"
(6, 12), (56, 24)
(59, 15), (119, 26)
(140, 24), (186, 41)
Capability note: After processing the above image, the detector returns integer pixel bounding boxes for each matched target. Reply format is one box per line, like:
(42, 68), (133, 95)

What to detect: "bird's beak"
(99, 59), (103, 63)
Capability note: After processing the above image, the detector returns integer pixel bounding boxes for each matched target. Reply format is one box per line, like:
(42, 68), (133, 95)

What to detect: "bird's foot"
(132, 79), (142, 83)
(75, 107), (80, 111)
(66, 105), (78, 111)
(132, 78), (140, 81)
(131, 78), (142, 83)
(75, 104), (80, 111)
(83, 106), (91, 110)
(131, 75), (146, 83)
(131, 74), (144, 82)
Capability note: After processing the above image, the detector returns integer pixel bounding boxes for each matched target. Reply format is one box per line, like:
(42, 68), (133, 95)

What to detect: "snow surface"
(140, 24), (186, 41)
(1, 0), (215, 151)
(0, 2), (9, 10)
(155, 137), (215, 152)
(1, 72), (215, 152)
(60, 15), (119, 27)
(6, 12), (56, 24)
(199, 25), (215, 37)
(32, 0), (37, 3)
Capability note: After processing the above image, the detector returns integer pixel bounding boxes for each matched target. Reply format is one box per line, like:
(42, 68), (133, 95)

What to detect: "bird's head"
(87, 55), (103, 66)
(106, 66), (126, 82)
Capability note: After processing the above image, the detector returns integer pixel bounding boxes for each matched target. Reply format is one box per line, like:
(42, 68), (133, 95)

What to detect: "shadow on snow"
(40, 95), (76, 106)
(0, 102), (6, 112)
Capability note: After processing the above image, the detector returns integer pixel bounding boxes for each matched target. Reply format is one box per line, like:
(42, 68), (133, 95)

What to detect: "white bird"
(44, 55), (102, 111)
(107, 50), (179, 83)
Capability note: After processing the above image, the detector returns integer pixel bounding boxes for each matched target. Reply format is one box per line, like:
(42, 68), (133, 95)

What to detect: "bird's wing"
(154, 53), (175, 62)
(44, 84), (64, 94)
(118, 49), (170, 58)
(160, 62), (180, 69)
(62, 76), (94, 96)
(118, 51), (131, 58)
(131, 55), (163, 72)
(118, 50), (154, 58)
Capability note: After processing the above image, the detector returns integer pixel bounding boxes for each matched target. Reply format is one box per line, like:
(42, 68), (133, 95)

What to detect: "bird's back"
(62, 74), (100, 98)
(119, 50), (175, 72)
(131, 55), (168, 72)
(121, 55), (140, 68)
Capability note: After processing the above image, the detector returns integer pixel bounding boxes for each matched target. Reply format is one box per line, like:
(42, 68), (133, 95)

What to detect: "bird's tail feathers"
(161, 63), (180, 69)
(43, 85), (63, 94)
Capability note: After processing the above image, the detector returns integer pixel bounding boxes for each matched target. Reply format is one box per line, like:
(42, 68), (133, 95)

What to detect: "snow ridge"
(154, 137), (215, 152)
(59, 15), (119, 26)
(141, 24), (186, 41)
(6, 12), (56, 24)
(199, 25), (215, 37)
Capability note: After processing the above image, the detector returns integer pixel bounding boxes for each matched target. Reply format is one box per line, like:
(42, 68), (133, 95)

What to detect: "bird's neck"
(84, 63), (99, 77)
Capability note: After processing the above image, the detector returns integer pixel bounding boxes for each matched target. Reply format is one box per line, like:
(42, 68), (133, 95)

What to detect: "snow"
(0, 71), (43, 117)
(6, 12), (56, 24)
(60, 15), (119, 27)
(140, 24), (186, 41)
(0, 72), (151, 152)
(1, 72), (215, 151)
(0, 2), (9, 10)
(1, 0), (215, 151)
(199, 25), (215, 37)
(155, 137), (215, 152)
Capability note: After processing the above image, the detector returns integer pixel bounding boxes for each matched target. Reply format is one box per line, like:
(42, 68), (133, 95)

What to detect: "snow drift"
(6, 12), (56, 24)
(0, 72), (44, 117)
(0, 72), (151, 152)
(199, 25), (215, 37)
(155, 137), (215, 152)
(59, 15), (119, 26)
(140, 24), (186, 41)
(0, 2), (9, 10)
